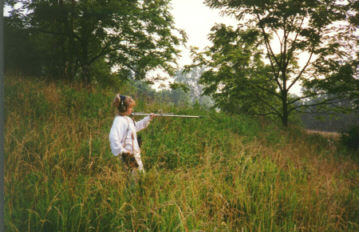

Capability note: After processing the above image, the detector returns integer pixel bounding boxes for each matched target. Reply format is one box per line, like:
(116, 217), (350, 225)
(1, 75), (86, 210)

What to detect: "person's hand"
(150, 113), (157, 120)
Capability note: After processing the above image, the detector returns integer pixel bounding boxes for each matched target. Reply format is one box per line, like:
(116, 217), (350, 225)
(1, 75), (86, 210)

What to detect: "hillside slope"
(5, 76), (359, 231)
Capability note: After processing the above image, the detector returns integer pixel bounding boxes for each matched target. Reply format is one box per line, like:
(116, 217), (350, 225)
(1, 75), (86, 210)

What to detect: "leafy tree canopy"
(5, 0), (186, 83)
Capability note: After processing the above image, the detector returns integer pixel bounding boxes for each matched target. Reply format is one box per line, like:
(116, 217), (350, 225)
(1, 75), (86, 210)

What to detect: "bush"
(341, 125), (359, 150)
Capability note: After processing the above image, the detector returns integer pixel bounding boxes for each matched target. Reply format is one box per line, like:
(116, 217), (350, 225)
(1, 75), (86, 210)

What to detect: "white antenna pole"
(131, 112), (200, 118)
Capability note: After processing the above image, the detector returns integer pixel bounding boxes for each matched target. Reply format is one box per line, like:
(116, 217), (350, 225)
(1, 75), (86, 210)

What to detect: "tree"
(193, 0), (357, 126)
(4, 16), (45, 75)
(174, 67), (214, 107)
(5, 0), (186, 82)
(189, 25), (281, 116)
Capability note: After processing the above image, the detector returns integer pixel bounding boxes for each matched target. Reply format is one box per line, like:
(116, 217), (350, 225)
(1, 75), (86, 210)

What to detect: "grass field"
(4, 75), (359, 231)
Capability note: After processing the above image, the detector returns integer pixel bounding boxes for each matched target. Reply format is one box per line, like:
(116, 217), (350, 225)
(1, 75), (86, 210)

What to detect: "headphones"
(118, 95), (127, 113)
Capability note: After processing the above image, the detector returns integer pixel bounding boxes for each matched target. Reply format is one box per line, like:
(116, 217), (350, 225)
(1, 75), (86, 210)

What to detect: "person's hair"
(113, 94), (136, 115)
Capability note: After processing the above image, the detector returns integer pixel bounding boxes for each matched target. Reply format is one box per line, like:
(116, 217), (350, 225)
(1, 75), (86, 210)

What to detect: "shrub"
(341, 125), (359, 150)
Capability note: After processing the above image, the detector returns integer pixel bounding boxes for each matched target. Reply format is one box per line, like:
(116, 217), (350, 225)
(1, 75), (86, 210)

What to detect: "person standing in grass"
(109, 94), (155, 174)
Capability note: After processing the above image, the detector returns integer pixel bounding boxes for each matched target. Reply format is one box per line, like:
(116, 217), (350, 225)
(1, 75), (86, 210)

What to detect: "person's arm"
(109, 117), (130, 156)
(135, 116), (152, 132)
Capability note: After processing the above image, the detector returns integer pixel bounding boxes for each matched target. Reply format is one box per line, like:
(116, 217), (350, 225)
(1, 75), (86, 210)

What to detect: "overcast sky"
(170, 0), (237, 67)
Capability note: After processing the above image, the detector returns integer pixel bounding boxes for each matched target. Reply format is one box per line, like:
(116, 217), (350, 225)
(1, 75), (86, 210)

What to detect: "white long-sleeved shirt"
(109, 115), (151, 170)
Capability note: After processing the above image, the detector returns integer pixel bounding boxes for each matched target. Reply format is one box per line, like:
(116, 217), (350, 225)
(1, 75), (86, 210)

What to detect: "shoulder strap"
(123, 117), (135, 153)
(119, 116), (130, 144)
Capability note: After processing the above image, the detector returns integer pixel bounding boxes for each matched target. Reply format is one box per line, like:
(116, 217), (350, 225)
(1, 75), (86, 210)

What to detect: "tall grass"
(5, 75), (359, 231)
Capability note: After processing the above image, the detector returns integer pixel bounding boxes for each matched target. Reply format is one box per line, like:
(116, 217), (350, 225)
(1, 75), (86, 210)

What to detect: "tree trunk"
(282, 91), (288, 127)
(80, 34), (91, 84)
(81, 64), (91, 84)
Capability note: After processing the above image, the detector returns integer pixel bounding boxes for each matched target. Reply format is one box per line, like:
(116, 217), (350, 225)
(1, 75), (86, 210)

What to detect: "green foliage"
(350, 0), (359, 26)
(191, 25), (279, 116)
(303, 63), (359, 110)
(341, 125), (359, 151)
(169, 82), (189, 93)
(3, 17), (46, 75)
(4, 0), (185, 82)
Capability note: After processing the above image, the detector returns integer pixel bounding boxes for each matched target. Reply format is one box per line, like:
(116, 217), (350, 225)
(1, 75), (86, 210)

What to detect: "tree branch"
(256, 15), (280, 67)
(247, 111), (279, 117)
(289, 97), (345, 113)
(287, 48), (314, 91)
(241, 71), (282, 98)
(30, 28), (81, 40)
(88, 42), (114, 65)
(274, 30), (283, 53)
(253, 93), (282, 117)
(281, 18), (288, 73)
(285, 16), (304, 68)
(254, 11), (283, 92)
(288, 92), (318, 105)
(251, 81), (282, 98)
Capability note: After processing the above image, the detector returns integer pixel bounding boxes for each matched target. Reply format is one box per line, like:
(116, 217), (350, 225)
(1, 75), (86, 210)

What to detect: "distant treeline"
(299, 96), (359, 132)
(301, 112), (359, 132)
